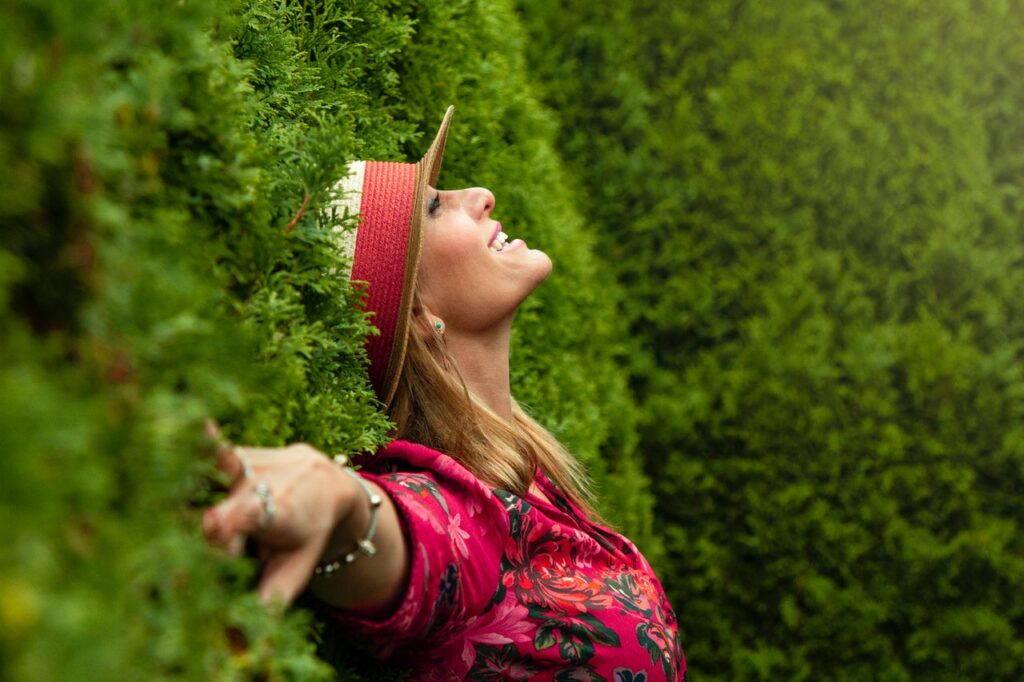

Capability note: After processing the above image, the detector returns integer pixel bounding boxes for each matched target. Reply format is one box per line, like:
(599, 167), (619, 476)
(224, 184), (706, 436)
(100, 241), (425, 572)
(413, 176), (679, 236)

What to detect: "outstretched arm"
(202, 434), (408, 611)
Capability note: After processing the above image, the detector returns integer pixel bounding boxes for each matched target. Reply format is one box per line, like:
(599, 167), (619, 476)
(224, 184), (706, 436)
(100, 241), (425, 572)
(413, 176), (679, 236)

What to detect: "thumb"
(258, 541), (326, 605)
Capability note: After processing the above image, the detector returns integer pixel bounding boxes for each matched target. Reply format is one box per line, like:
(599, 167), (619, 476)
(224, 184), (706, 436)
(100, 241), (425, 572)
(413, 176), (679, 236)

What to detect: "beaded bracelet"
(314, 455), (383, 577)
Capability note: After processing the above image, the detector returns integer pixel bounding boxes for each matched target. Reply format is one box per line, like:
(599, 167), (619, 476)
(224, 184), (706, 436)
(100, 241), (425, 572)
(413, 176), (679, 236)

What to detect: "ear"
(417, 303), (446, 337)
(413, 302), (444, 339)
(417, 300), (436, 320)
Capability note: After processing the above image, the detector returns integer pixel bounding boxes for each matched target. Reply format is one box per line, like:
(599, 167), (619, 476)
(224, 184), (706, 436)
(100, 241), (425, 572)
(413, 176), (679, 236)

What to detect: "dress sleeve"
(317, 446), (508, 659)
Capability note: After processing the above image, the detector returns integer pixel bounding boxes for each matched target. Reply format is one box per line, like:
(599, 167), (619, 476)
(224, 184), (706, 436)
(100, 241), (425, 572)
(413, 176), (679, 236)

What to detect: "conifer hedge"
(520, 0), (1024, 679)
(0, 0), (653, 678)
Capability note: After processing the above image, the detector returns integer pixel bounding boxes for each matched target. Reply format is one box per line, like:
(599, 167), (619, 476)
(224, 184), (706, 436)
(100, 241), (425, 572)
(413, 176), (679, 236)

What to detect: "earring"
(433, 319), (445, 336)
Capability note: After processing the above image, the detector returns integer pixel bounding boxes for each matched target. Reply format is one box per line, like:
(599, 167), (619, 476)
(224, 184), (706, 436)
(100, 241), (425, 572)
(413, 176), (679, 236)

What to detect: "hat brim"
(379, 105), (454, 406)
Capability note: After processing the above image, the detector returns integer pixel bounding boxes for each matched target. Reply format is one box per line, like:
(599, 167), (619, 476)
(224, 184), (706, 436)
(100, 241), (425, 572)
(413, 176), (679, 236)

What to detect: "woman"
(202, 107), (687, 680)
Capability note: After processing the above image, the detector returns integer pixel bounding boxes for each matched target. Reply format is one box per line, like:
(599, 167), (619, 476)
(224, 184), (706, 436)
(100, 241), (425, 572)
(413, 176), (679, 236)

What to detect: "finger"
(203, 485), (263, 545)
(204, 420), (235, 467)
(218, 446), (249, 484)
(202, 419), (226, 456)
(202, 420), (249, 481)
(259, 541), (326, 605)
(204, 419), (221, 441)
(226, 534), (245, 558)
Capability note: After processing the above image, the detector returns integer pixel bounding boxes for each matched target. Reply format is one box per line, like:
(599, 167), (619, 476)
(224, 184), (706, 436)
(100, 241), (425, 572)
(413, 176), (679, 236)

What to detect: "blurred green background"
(2, 0), (1022, 679)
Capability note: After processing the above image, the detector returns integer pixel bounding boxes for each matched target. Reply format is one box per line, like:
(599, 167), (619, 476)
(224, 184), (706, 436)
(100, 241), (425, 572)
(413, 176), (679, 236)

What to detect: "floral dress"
(322, 440), (686, 681)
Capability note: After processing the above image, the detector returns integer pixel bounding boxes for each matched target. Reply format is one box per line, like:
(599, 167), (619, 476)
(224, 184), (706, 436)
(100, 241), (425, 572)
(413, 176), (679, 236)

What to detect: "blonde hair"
(388, 294), (599, 520)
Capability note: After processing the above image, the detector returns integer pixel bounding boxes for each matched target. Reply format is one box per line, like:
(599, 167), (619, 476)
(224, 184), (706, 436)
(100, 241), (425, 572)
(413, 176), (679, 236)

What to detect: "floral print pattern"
(322, 441), (686, 681)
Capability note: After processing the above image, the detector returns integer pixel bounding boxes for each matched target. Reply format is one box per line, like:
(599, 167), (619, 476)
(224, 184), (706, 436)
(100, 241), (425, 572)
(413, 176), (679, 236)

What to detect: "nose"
(466, 187), (495, 220)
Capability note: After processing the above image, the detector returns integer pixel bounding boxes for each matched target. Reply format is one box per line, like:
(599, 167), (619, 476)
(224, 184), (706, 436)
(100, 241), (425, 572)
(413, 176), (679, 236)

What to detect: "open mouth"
(490, 231), (509, 252)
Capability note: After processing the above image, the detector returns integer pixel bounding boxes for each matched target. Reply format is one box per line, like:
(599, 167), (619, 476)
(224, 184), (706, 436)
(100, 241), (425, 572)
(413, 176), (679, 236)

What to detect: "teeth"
(490, 231), (509, 252)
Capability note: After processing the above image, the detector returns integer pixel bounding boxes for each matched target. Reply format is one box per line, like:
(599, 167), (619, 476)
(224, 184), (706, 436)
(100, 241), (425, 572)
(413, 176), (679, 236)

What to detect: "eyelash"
(428, 192), (442, 216)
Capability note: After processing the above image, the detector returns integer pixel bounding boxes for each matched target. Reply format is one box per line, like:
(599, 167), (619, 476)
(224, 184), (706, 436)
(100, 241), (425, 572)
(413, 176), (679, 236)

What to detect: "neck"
(444, 320), (514, 421)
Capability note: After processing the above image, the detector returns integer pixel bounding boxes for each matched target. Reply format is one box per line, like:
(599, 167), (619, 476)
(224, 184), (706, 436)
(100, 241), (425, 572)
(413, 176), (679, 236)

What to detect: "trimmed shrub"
(0, 0), (652, 678)
(519, 0), (1024, 679)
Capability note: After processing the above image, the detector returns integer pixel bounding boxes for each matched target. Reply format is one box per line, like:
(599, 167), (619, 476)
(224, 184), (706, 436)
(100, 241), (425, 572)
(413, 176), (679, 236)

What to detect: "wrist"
(317, 456), (383, 576)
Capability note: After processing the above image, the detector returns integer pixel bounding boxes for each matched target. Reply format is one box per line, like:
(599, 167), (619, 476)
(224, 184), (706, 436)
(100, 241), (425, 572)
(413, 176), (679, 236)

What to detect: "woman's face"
(417, 186), (552, 333)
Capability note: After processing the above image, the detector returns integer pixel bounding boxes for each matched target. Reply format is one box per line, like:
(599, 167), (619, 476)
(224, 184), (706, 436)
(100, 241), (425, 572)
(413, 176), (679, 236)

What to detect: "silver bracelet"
(314, 455), (383, 577)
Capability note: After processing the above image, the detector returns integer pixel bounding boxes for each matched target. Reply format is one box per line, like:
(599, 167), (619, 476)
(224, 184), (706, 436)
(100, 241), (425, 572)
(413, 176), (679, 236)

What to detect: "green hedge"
(0, 0), (653, 679)
(519, 0), (1024, 679)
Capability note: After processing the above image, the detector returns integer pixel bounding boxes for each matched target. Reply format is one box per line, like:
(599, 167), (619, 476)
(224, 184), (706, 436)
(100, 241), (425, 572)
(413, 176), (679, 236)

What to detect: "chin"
(516, 252), (553, 307)
(527, 248), (554, 283)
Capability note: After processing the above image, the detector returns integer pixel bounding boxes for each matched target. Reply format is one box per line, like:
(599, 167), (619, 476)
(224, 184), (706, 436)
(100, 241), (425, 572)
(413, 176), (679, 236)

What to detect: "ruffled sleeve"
(318, 440), (509, 660)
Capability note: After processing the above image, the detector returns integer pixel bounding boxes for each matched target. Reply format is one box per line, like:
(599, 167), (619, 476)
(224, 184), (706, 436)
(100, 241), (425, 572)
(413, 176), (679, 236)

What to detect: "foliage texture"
(518, 0), (1024, 679)
(0, 0), (651, 679)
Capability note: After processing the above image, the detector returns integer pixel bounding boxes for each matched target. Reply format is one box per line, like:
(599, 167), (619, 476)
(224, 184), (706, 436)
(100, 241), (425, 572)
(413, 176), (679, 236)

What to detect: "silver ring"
(254, 481), (275, 532)
(234, 446), (253, 480)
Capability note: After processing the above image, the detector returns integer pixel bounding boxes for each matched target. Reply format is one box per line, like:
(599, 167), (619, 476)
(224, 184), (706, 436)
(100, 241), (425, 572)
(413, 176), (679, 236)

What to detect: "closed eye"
(427, 191), (442, 216)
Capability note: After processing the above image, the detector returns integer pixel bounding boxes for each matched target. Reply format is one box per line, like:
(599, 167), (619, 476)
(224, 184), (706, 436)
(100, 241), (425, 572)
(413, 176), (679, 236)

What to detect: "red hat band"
(330, 106), (453, 407)
(335, 160), (419, 402)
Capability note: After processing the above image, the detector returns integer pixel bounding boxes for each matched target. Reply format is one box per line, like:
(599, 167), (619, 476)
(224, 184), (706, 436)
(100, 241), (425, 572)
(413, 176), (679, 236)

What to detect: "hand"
(202, 422), (350, 605)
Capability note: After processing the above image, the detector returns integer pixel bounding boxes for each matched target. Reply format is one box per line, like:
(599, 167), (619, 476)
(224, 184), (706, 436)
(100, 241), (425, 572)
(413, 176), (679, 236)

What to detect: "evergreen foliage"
(519, 0), (1024, 679)
(1, 0), (651, 678)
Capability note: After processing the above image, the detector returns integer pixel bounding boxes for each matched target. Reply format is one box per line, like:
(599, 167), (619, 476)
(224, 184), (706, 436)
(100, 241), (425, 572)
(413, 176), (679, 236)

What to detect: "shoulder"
(325, 441), (511, 653)
(363, 439), (468, 473)
(362, 440), (494, 494)
(359, 439), (512, 548)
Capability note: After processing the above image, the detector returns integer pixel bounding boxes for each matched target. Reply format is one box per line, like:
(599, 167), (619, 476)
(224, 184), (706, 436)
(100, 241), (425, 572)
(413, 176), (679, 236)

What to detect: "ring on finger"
(254, 481), (275, 532)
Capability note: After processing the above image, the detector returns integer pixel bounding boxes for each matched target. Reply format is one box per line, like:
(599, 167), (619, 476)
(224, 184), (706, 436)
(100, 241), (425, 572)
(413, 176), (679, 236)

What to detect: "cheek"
(418, 238), (483, 308)
(421, 220), (480, 271)
(417, 234), (552, 329)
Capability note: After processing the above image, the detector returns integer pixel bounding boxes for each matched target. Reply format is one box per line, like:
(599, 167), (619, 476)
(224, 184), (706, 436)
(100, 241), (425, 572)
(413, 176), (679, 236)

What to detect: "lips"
(488, 221), (524, 253)
(489, 222), (510, 252)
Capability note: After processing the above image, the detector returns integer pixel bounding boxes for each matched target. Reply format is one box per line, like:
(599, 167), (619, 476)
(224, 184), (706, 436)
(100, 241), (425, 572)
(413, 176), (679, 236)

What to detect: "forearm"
(306, 474), (409, 614)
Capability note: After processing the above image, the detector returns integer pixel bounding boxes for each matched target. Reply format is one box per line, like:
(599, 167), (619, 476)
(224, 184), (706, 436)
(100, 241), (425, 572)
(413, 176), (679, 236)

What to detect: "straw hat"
(332, 106), (454, 406)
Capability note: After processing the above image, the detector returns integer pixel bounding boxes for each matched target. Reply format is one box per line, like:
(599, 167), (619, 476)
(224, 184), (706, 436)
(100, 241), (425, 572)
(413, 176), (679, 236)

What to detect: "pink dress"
(322, 440), (686, 681)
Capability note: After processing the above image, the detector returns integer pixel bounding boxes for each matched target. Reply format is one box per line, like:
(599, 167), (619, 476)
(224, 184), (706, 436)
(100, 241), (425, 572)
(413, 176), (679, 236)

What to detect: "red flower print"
(503, 557), (614, 614)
